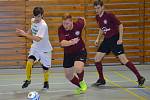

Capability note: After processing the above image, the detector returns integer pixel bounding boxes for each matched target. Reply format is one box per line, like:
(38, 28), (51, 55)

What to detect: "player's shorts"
(63, 49), (87, 68)
(97, 34), (124, 56)
(28, 49), (52, 68)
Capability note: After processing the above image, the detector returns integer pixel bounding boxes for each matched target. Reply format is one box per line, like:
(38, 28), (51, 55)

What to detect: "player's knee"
(27, 61), (32, 65)
(27, 60), (34, 65)
(28, 55), (36, 62)
(74, 62), (84, 73)
(75, 67), (83, 73)
(121, 59), (128, 65)
(42, 65), (49, 70)
(65, 72), (73, 80)
(94, 56), (102, 62)
(118, 55), (128, 64)
(95, 59), (100, 62)
(94, 53), (104, 62)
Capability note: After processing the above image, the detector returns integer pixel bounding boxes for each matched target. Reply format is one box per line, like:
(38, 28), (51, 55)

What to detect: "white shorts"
(28, 50), (52, 68)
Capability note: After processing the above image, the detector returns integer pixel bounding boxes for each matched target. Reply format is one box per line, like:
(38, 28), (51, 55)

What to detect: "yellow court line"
(113, 71), (150, 90)
(0, 71), (98, 77)
(105, 75), (147, 100)
(0, 71), (54, 76)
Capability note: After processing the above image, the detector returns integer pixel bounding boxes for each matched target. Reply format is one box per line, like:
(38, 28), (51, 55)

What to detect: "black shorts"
(97, 35), (124, 56)
(63, 50), (87, 68)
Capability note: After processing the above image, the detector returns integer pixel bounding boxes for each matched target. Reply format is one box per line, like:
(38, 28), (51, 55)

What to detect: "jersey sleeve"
(58, 27), (66, 42)
(76, 17), (85, 30)
(95, 15), (100, 28)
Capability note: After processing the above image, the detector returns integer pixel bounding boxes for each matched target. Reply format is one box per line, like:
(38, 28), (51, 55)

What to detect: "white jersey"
(30, 18), (53, 52)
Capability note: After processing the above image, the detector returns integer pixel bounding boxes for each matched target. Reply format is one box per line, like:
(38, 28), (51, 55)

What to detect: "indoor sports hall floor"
(0, 65), (150, 100)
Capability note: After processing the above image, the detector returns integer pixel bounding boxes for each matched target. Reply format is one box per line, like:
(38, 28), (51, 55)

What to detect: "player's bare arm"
(60, 37), (80, 47)
(16, 28), (42, 42)
(27, 28), (32, 34)
(95, 28), (104, 46)
(117, 24), (123, 44)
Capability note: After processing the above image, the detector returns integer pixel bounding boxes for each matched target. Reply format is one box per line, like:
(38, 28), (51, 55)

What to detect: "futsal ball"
(27, 91), (40, 100)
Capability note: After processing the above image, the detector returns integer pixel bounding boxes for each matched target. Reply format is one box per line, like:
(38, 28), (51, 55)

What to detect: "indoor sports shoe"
(92, 79), (106, 86)
(74, 87), (85, 95)
(22, 80), (31, 88)
(74, 80), (87, 95)
(74, 88), (82, 95)
(43, 81), (49, 89)
(79, 80), (87, 93)
(138, 76), (145, 87)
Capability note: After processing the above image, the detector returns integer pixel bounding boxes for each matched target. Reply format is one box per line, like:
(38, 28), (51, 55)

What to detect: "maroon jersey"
(96, 11), (121, 39)
(58, 18), (86, 54)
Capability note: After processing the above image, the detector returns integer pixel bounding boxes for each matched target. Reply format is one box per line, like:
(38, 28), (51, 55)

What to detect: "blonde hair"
(62, 13), (72, 20)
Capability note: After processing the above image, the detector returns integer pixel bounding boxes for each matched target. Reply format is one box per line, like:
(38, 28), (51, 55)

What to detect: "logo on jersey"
(31, 24), (38, 35)
(75, 31), (80, 36)
(104, 19), (107, 24)
(65, 34), (69, 37)
(101, 27), (110, 34)
(80, 58), (85, 61)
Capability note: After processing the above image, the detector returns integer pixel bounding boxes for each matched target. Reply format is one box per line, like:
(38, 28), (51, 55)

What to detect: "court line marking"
(113, 71), (150, 90)
(105, 75), (147, 100)
(0, 79), (149, 97)
(0, 69), (148, 76)
(113, 71), (150, 96)
(0, 89), (73, 95)
(0, 81), (139, 87)
(0, 71), (149, 98)
(0, 80), (149, 87)
(0, 80), (148, 96)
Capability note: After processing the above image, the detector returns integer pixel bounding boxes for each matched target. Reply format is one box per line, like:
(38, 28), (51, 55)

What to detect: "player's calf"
(42, 66), (50, 89)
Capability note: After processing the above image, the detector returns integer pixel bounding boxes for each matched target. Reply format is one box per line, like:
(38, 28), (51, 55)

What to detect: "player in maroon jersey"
(93, 0), (145, 87)
(58, 13), (87, 94)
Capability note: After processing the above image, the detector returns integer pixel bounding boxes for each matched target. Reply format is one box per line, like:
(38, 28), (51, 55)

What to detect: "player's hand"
(95, 39), (99, 47)
(16, 28), (26, 37)
(117, 39), (123, 45)
(71, 37), (80, 44)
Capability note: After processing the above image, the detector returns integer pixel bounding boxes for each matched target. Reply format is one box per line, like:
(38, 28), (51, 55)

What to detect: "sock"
(70, 76), (80, 87)
(125, 61), (141, 80)
(44, 70), (49, 82)
(26, 61), (33, 81)
(77, 70), (84, 82)
(95, 62), (105, 80)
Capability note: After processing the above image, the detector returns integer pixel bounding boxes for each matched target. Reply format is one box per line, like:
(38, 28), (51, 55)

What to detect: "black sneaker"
(138, 76), (145, 87)
(22, 80), (31, 88)
(43, 81), (49, 89)
(92, 79), (106, 86)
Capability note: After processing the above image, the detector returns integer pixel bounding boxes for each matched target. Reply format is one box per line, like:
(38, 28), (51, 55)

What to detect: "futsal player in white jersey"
(16, 7), (53, 89)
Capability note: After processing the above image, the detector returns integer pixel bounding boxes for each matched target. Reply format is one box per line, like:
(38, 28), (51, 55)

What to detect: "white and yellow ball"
(27, 91), (40, 100)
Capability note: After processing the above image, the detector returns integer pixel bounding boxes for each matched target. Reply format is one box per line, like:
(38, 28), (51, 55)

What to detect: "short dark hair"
(33, 7), (44, 16)
(93, 0), (104, 7)
(62, 13), (72, 20)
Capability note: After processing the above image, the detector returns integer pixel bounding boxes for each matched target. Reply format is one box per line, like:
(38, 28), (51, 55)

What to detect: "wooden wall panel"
(0, 0), (149, 68)
(144, 0), (150, 64)
(0, 1), (26, 68)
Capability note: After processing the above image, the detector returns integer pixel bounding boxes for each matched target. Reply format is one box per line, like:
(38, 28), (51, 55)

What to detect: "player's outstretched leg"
(22, 60), (33, 88)
(43, 67), (49, 89)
